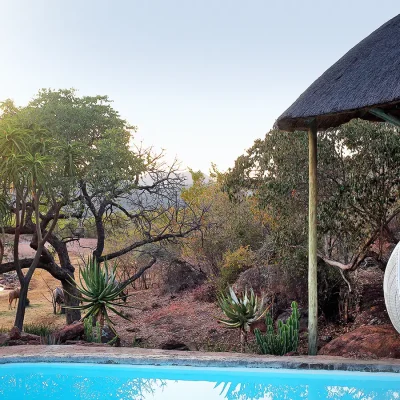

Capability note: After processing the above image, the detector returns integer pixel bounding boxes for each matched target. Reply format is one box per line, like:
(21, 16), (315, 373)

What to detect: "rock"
(9, 326), (21, 340)
(276, 308), (308, 332)
(8, 340), (26, 346)
(54, 321), (84, 343)
(20, 332), (41, 343)
(234, 265), (280, 295)
(319, 325), (400, 358)
(126, 327), (140, 333)
(0, 333), (9, 346)
(64, 340), (108, 346)
(250, 319), (268, 333)
(161, 261), (206, 294)
(101, 325), (120, 346)
(160, 339), (191, 351)
(4, 327), (40, 346)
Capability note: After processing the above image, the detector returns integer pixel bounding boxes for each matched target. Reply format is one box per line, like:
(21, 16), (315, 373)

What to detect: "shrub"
(24, 323), (53, 337)
(40, 334), (60, 345)
(219, 246), (255, 288)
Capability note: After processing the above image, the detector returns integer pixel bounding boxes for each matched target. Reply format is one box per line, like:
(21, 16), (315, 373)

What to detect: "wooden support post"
(308, 122), (318, 355)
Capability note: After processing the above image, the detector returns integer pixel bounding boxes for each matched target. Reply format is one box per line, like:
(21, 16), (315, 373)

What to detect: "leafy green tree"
(0, 108), (68, 329)
(225, 120), (400, 304)
(0, 89), (203, 327)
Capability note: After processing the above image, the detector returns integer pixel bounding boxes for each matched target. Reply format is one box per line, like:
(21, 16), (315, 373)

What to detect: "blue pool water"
(0, 363), (399, 399)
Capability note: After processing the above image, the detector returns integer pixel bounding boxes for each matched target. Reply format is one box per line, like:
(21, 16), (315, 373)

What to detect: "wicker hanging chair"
(383, 241), (400, 333)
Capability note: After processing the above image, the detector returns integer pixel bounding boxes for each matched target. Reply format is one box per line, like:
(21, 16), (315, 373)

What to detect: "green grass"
(23, 323), (54, 337)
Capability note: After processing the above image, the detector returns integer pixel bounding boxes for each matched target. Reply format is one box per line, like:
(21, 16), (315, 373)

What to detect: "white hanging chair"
(383, 241), (400, 333)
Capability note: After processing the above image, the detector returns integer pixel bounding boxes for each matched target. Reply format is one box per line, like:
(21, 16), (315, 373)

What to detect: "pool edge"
(0, 345), (400, 373)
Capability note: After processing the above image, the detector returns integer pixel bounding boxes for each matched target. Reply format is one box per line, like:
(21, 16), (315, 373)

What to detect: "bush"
(219, 246), (255, 288)
(24, 323), (54, 337)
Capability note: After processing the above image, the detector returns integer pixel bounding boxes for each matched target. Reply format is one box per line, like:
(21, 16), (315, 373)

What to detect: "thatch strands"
(276, 14), (400, 131)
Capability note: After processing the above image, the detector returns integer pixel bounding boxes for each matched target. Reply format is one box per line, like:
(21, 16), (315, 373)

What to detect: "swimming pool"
(0, 363), (399, 399)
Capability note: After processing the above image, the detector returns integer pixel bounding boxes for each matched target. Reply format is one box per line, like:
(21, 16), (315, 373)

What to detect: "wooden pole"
(308, 122), (318, 355)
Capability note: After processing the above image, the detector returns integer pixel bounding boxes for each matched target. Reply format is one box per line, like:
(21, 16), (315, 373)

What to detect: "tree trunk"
(61, 276), (81, 324)
(14, 279), (29, 330)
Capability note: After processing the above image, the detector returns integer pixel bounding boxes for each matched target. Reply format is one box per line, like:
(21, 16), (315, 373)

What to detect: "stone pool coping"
(1, 346), (400, 373)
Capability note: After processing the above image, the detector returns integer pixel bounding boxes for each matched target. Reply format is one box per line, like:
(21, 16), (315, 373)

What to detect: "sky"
(0, 1), (398, 173)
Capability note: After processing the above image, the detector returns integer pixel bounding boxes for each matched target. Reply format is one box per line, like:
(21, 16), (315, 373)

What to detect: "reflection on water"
(0, 363), (399, 400)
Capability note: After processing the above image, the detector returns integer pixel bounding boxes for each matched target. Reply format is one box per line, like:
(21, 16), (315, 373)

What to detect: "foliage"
(224, 120), (400, 316)
(23, 323), (54, 337)
(83, 317), (102, 343)
(0, 89), (203, 327)
(220, 245), (255, 287)
(39, 334), (60, 345)
(217, 287), (259, 333)
(68, 257), (131, 332)
(181, 168), (266, 279)
(255, 301), (300, 356)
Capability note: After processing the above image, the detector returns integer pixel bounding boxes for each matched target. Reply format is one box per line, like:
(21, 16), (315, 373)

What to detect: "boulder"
(276, 308), (308, 332)
(160, 339), (191, 351)
(6, 326), (40, 346)
(0, 333), (9, 346)
(101, 325), (120, 346)
(319, 325), (400, 359)
(9, 326), (21, 340)
(54, 321), (84, 343)
(234, 266), (278, 295)
(161, 261), (206, 294)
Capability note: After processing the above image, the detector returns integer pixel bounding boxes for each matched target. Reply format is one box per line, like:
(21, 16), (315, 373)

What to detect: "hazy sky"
(0, 1), (398, 172)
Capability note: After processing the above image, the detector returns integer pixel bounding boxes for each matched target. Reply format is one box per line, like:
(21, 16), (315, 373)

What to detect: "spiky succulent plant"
(67, 257), (131, 332)
(217, 286), (259, 333)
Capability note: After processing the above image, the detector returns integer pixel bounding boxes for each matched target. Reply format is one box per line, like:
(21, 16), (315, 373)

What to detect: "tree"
(225, 120), (400, 305)
(0, 89), (204, 327)
(180, 167), (266, 278)
(0, 108), (67, 329)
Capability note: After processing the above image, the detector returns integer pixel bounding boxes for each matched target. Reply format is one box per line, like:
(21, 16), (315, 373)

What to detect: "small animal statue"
(52, 287), (65, 314)
(8, 288), (20, 310)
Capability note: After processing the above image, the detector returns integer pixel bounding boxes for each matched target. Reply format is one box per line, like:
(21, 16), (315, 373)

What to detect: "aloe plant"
(67, 257), (131, 338)
(217, 287), (259, 352)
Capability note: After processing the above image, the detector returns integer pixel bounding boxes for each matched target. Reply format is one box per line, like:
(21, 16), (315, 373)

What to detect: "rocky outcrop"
(319, 325), (400, 359)
(1, 326), (41, 346)
(54, 321), (84, 343)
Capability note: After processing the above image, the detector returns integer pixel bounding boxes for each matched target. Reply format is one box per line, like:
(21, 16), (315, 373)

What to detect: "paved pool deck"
(1, 345), (400, 373)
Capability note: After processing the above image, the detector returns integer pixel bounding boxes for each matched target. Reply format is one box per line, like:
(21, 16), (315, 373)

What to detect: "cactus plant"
(254, 301), (300, 356)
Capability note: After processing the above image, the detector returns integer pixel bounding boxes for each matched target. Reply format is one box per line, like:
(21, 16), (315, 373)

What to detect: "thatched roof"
(276, 15), (400, 131)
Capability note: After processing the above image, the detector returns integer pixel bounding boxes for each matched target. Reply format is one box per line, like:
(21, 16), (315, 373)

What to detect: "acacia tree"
(225, 120), (400, 292)
(0, 89), (204, 326)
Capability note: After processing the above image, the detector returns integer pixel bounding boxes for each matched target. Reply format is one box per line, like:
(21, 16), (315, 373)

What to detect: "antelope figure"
(8, 288), (20, 310)
(52, 287), (65, 314)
